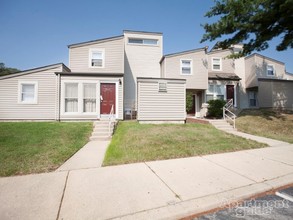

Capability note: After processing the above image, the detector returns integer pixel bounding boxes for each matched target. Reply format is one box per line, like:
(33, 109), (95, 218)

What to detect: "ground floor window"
(65, 83), (78, 112)
(206, 84), (225, 101)
(249, 91), (257, 107)
(83, 83), (96, 112)
(18, 81), (38, 104)
(64, 82), (98, 113)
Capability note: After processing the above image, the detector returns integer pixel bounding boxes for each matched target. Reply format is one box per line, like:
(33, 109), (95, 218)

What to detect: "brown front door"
(226, 85), (234, 104)
(100, 83), (116, 114)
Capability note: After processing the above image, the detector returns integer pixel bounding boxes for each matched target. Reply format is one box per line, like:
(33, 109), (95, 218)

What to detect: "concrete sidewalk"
(1, 144), (293, 219)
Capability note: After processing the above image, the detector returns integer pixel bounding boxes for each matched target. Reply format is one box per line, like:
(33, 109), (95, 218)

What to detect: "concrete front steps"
(209, 119), (235, 132)
(90, 120), (116, 141)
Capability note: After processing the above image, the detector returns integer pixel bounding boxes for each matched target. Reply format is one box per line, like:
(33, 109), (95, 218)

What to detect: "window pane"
(159, 83), (167, 92)
(143, 39), (158, 45)
(65, 83), (78, 97)
(182, 67), (191, 74)
(206, 94), (214, 102)
(21, 84), (35, 102)
(216, 85), (224, 95)
(213, 58), (221, 70)
(83, 84), (96, 112)
(216, 95), (224, 100)
(129, 38), (143, 44)
(267, 65), (274, 75)
(65, 98), (78, 112)
(84, 99), (96, 112)
(92, 52), (102, 59)
(208, 84), (214, 93)
(213, 64), (221, 70)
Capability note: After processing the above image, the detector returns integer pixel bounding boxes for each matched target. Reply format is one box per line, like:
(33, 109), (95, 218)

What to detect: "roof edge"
(0, 63), (69, 80)
(245, 53), (285, 65)
(160, 47), (207, 63)
(68, 35), (124, 48)
(123, 30), (162, 35)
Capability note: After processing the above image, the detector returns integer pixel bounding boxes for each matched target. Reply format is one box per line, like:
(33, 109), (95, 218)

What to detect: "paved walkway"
(0, 139), (293, 219)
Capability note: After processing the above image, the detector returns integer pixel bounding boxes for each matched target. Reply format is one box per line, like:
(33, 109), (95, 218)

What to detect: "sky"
(0, 0), (292, 73)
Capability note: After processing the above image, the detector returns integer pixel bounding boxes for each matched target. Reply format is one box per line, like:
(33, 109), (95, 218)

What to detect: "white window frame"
(18, 81), (38, 104)
(267, 64), (275, 76)
(212, 57), (222, 71)
(82, 83), (97, 113)
(206, 83), (225, 101)
(180, 59), (193, 75)
(128, 38), (158, 46)
(89, 48), (105, 68)
(64, 82), (79, 113)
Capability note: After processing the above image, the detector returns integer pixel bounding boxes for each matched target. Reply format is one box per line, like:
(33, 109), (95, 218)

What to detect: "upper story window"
(181, 59), (192, 75)
(212, 57), (222, 71)
(267, 64), (275, 76)
(128, 38), (158, 46)
(18, 81), (38, 104)
(89, 49), (104, 68)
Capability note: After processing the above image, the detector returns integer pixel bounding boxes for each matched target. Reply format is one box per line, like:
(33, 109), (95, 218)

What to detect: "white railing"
(223, 99), (236, 129)
(108, 105), (115, 136)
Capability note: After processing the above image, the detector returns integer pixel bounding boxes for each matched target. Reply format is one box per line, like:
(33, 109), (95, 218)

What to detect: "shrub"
(207, 99), (226, 118)
(186, 92), (193, 112)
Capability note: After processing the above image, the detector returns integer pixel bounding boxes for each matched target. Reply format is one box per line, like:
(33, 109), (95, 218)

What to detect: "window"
(83, 83), (96, 112)
(128, 38), (158, 45)
(65, 83), (78, 112)
(158, 82), (167, 92)
(206, 84), (224, 101)
(267, 64), (275, 76)
(249, 91), (257, 107)
(18, 81), (38, 104)
(89, 49), (104, 68)
(212, 57), (222, 71)
(181, 60), (192, 75)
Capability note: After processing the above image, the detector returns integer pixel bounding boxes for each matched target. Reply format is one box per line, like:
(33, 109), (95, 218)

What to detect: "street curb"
(113, 174), (293, 220)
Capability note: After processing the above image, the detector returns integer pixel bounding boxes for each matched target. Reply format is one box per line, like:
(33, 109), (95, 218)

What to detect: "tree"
(201, 0), (293, 57)
(186, 92), (193, 112)
(0, 62), (20, 76)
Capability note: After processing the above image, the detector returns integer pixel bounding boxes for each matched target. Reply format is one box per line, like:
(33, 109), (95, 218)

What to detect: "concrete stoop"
(90, 120), (116, 141)
(209, 119), (235, 132)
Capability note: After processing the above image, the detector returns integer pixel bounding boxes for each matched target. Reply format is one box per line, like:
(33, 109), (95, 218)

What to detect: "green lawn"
(236, 109), (293, 143)
(0, 122), (92, 176)
(103, 121), (267, 166)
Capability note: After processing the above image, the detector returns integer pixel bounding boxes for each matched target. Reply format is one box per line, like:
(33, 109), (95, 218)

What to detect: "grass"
(236, 109), (293, 143)
(103, 121), (267, 166)
(0, 122), (92, 177)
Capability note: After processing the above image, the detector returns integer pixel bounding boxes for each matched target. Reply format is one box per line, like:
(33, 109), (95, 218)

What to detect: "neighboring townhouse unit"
(0, 30), (292, 122)
(160, 48), (208, 117)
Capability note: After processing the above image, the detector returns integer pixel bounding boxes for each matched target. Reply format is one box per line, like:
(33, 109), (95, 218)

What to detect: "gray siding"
(258, 80), (293, 110)
(0, 65), (63, 120)
(163, 50), (208, 90)
(137, 78), (186, 121)
(69, 37), (124, 73)
(59, 75), (123, 120)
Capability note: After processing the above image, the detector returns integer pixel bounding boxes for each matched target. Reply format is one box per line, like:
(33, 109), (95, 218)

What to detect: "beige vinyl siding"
(124, 32), (163, 109)
(59, 75), (123, 120)
(137, 78), (186, 121)
(258, 80), (293, 110)
(69, 37), (124, 73)
(0, 65), (63, 120)
(208, 50), (235, 73)
(245, 54), (287, 88)
(164, 50), (208, 90)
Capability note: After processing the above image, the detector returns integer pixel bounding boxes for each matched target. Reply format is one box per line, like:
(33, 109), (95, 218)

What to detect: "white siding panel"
(0, 66), (62, 120)
(69, 38), (124, 73)
(137, 79), (186, 121)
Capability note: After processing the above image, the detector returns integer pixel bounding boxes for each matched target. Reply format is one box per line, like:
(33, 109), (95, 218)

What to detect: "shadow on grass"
(238, 109), (292, 121)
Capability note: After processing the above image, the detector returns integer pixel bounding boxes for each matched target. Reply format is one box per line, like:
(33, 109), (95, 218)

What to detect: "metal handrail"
(108, 105), (115, 136)
(223, 99), (236, 129)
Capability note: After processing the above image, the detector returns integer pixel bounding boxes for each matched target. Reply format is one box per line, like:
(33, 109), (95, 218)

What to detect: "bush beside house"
(207, 99), (226, 118)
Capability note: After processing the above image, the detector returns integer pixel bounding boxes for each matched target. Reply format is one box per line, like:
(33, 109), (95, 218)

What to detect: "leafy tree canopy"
(0, 63), (20, 76)
(201, 0), (293, 57)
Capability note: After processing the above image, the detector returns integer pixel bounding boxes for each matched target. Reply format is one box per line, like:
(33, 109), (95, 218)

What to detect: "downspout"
(58, 73), (61, 121)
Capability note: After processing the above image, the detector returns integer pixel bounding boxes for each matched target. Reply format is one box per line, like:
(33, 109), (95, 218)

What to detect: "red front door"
(226, 85), (234, 104)
(100, 83), (116, 114)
